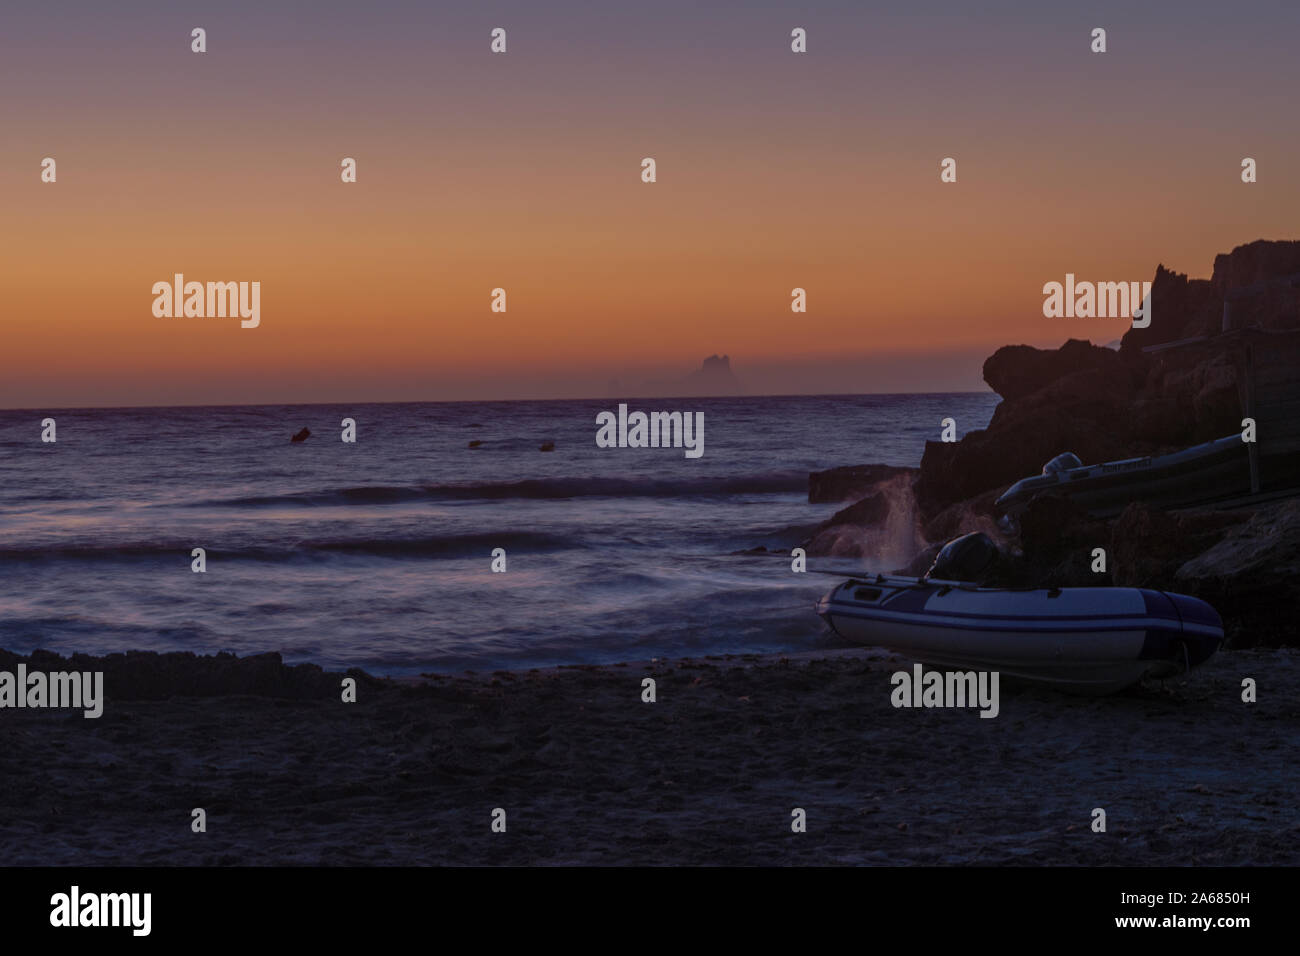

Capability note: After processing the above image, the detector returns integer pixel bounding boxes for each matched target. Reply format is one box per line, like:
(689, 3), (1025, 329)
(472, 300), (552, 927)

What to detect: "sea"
(0, 394), (998, 675)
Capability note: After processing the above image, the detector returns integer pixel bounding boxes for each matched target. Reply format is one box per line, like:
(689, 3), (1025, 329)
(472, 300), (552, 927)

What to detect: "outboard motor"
(1042, 451), (1082, 476)
(925, 531), (998, 582)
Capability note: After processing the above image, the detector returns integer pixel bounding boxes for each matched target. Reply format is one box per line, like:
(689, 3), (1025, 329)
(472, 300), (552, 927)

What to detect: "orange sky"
(2, 2), (1298, 406)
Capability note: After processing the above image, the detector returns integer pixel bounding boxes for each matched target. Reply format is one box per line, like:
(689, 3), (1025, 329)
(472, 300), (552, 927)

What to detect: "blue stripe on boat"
(828, 598), (1183, 626)
(823, 604), (1188, 635)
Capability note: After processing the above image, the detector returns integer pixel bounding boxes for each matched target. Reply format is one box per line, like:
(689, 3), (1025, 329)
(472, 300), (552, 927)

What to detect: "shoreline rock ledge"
(802, 239), (1300, 647)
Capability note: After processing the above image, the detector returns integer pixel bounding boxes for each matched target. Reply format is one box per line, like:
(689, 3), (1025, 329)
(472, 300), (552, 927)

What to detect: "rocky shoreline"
(801, 240), (1300, 649)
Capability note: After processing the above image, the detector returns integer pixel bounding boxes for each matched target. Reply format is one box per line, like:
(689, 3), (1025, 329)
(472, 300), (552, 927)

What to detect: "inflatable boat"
(816, 575), (1223, 694)
(994, 434), (1250, 518)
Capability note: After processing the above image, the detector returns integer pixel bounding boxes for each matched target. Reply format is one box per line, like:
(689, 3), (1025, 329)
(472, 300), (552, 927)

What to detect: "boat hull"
(816, 577), (1223, 695)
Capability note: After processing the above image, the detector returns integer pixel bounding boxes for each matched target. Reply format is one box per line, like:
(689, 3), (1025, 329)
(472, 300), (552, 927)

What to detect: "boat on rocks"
(994, 434), (1251, 519)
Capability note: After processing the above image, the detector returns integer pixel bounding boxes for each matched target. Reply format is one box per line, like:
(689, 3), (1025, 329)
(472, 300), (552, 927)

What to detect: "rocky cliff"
(802, 240), (1300, 647)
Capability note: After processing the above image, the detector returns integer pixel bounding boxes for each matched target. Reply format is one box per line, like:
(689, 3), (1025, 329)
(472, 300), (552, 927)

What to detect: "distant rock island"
(680, 354), (742, 395)
(608, 354), (743, 398)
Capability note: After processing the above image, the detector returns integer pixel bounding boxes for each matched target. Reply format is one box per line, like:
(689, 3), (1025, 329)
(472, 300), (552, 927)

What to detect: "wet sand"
(1, 647), (1296, 865)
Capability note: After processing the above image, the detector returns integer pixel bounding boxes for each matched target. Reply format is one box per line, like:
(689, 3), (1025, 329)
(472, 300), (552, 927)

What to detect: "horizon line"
(0, 388), (996, 414)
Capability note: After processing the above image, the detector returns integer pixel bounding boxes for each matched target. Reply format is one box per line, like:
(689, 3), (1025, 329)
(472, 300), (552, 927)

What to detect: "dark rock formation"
(291, 427), (311, 443)
(1122, 240), (1300, 354)
(1120, 264), (1221, 354)
(1172, 498), (1300, 647)
(919, 488), (1006, 547)
(1212, 239), (1300, 300)
(615, 355), (744, 397)
(982, 338), (1127, 401)
(615, 354), (745, 397)
(1102, 499), (1298, 647)
(681, 354), (742, 396)
(915, 340), (1155, 517)
(1014, 495), (1113, 586)
(1107, 504), (1248, 591)
(914, 241), (1299, 521)
(822, 492), (891, 529)
(808, 240), (1300, 647)
(808, 464), (914, 503)
(801, 469), (924, 563)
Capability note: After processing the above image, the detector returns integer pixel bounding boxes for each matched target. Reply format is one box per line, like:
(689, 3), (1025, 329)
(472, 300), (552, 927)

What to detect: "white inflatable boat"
(816, 575), (1223, 694)
(994, 434), (1251, 519)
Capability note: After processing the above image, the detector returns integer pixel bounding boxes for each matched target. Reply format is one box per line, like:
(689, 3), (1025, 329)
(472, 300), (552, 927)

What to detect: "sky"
(2, 0), (1298, 407)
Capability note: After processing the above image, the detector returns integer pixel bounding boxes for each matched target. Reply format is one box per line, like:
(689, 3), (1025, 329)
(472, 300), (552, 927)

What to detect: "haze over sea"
(0, 393), (996, 674)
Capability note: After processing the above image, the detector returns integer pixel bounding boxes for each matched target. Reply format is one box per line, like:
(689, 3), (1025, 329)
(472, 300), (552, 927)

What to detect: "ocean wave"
(0, 530), (577, 563)
(199, 473), (809, 507)
(305, 530), (573, 558)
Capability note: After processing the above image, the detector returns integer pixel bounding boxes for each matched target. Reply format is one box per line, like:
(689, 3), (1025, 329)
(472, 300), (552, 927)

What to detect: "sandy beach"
(2, 645), (1296, 866)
